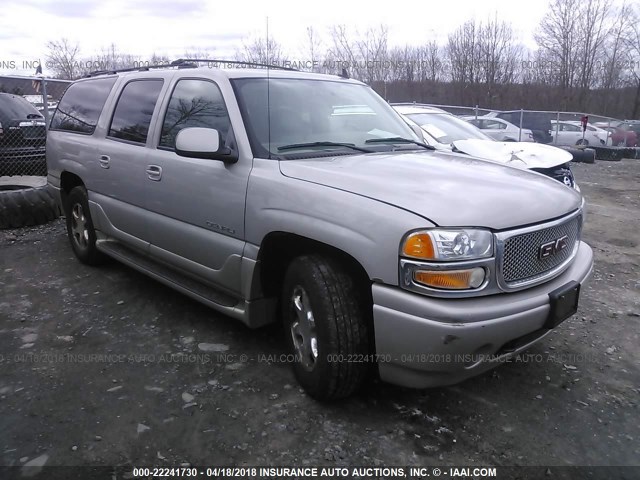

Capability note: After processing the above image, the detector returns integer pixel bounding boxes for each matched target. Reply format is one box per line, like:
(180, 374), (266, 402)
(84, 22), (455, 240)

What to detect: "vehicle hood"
(279, 151), (581, 230)
(452, 139), (573, 169)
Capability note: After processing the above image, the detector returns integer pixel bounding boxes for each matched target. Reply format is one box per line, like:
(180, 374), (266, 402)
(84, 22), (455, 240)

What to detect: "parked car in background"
(464, 116), (534, 142)
(624, 121), (640, 145)
(485, 110), (554, 144)
(0, 93), (47, 176)
(593, 121), (638, 146)
(570, 122), (611, 145)
(393, 104), (578, 190)
(24, 94), (59, 119)
(550, 120), (606, 146)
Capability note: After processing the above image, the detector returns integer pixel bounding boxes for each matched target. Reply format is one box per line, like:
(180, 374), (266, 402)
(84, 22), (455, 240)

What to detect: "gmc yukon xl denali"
(47, 63), (594, 399)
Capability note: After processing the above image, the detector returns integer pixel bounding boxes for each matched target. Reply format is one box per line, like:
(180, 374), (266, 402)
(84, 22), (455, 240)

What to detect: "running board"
(96, 239), (244, 315)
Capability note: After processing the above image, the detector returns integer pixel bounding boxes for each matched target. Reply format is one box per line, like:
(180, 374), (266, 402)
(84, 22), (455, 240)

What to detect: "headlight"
(402, 229), (494, 261)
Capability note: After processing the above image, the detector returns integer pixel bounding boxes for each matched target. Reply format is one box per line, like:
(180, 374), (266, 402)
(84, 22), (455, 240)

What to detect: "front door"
(144, 78), (250, 295)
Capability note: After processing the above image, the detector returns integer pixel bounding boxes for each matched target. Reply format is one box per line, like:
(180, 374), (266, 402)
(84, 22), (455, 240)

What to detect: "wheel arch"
(60, 171), (85, 210)
(255, 231), (372, 302)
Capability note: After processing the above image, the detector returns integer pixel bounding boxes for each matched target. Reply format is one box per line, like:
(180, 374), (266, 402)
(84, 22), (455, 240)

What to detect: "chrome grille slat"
(500, 214), (582, 286)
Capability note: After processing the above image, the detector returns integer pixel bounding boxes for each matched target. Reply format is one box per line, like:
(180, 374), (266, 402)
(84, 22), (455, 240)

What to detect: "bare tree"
(535, 0), (582, 108)
(235, 35), (287, 66)
(446, 17), (522, 106)
(535, 0), (614, 108)
(302, 26), (324, 72)
(447, 20), (480, 88)
(90, 43), (140, 71)
(328, 24), (389, 82)
(423, 41), (445, 83)
(45, 38), (82, 79)
(479, 19), (521, 82)
(594, 1), (634, 116)
(575, 0), (611, 103)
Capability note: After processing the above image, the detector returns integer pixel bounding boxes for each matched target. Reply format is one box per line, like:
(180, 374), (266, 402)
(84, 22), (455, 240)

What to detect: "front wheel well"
(257, 232), (372, 304)
(60, 171), (85, 210)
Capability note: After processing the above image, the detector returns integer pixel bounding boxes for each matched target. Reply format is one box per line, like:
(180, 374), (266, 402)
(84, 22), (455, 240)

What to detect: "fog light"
(414, 267), (485, 290)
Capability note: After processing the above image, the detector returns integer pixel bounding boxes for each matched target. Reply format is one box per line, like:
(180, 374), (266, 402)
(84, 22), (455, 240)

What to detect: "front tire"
(281, 254), (372, 400)
(65, 186), (106, 265)
(576, 139), (589, 146)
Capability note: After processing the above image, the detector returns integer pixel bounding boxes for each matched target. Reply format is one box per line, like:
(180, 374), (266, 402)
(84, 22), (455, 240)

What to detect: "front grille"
(20, 125), (46, 140)
(502, 214), (581, 285)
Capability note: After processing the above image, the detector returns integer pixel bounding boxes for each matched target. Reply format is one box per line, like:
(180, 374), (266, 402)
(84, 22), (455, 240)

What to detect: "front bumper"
(373, 241), (593, 388)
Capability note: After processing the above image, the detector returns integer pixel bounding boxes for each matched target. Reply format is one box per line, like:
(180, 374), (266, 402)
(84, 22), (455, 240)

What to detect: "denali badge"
(538, 235), (569, 259)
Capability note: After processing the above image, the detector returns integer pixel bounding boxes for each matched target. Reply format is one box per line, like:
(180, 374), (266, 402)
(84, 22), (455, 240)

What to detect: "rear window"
(0, 94), (42, 122)
(108, 80), (163, 144)
(50, 77), (117, 134)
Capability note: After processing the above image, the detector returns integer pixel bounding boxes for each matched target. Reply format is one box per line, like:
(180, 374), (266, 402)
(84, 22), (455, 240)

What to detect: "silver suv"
(47, 62), (593, 399)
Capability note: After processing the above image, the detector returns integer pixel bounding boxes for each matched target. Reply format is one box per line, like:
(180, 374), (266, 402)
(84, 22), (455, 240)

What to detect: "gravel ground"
(0, 160), (639, 474)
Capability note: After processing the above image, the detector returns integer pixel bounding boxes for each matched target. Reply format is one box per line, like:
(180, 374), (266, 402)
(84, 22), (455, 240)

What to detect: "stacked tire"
(563, 147), (596, 164)
(590, 146), (624, 161)
(0, 176), (61, 229)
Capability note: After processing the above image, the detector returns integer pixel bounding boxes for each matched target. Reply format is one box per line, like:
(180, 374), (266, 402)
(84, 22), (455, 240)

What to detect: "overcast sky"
(1, 0), (552, 75)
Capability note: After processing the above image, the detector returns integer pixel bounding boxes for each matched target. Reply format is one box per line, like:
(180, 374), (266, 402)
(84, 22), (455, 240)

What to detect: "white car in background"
(393, 104), (578, 190)
(559, 120), (610, 145)
(463, 116), (535, 142)
(550, 120), (606, 146)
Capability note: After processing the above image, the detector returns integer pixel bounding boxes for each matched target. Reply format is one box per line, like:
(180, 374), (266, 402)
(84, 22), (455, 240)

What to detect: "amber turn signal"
(414, 268), (485, 290)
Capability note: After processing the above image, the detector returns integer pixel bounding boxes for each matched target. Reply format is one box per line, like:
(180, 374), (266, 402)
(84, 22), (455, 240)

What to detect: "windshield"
(406, 112), (492, 144)
(231, 78), (420, 158)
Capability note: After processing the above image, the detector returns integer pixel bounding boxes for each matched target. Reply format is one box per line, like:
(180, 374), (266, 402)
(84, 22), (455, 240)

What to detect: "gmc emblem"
(538, 235), (569, 259)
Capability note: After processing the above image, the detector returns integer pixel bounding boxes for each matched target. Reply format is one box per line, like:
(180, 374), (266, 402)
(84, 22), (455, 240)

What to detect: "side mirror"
(175, 127), (238, 163)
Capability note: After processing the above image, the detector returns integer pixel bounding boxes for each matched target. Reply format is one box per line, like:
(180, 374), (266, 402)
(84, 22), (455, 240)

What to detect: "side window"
(50, 77), (117, 134)
(485, 120), (506, 130)
(108, 80), (163, 144)
(159, 79), (231, 149)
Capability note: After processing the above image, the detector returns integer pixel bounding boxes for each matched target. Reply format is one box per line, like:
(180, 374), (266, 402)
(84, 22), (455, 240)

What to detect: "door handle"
(146, 165), (162, 181)
(99, 155), (110, 169)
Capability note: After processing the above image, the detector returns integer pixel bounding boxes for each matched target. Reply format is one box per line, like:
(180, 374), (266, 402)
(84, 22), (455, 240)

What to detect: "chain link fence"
(418, 103), (639, 148)
(0, 75), (68, 177)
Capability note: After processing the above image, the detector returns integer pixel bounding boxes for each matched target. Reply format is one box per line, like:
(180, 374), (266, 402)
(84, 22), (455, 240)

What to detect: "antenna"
(267, 16), (271, 159)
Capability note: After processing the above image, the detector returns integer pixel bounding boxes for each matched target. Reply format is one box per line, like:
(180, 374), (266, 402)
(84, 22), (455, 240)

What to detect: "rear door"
(559, 123), (581, 145)
(90, 78), (166, 247)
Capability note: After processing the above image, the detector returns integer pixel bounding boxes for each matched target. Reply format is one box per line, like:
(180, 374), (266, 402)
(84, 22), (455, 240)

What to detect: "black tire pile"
(561, 146), (640, 162)
(0, 176), (61, 229)
(559, 146), (596, 164)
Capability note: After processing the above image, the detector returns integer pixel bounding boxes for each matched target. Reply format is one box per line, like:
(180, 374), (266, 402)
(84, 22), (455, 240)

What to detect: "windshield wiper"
(365, 137), (435, 150)
(277, 141), (374, 153)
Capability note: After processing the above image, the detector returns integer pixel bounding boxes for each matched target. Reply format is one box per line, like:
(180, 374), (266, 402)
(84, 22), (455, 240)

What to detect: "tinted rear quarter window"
(50, 77), (117, 134)
(109, 80), (164, 144)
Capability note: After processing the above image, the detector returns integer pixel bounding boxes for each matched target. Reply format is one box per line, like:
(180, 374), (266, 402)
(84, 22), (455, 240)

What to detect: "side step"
(96, 240), (240, 309)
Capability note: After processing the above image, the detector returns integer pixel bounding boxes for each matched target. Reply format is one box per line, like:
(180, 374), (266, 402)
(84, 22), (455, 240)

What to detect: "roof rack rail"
(83, 57), (299, 78)
(84, 62), (185, 78)
(171, 58), (299, 72)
